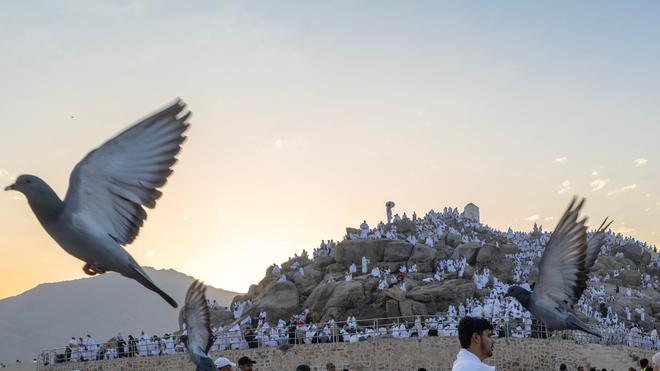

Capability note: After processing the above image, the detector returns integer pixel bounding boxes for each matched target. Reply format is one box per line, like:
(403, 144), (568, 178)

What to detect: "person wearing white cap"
(214, 357), (236, 370)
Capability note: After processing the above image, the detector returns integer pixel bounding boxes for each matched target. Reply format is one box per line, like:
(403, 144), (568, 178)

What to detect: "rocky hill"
(219, 210), (659, 333)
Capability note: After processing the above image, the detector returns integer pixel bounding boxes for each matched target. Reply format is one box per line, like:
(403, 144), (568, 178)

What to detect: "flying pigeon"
(4, 99), (191, 308)
(506, 197), (601, 337)
(180, 280), (216, 371)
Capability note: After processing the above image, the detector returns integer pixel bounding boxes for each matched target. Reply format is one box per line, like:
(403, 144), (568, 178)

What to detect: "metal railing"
(34, 315), (649, 368)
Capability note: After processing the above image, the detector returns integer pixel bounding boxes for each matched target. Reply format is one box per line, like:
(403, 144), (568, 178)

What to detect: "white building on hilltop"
(463, 203), (480, 222)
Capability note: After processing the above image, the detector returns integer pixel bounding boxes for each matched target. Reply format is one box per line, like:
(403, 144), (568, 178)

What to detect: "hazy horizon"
(1, 1), (658, 299)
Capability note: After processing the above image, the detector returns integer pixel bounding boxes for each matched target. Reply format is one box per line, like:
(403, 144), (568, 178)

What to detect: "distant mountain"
(0, 267), (239, 363)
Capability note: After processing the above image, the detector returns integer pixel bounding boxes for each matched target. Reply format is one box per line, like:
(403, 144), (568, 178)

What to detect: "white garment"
(451, 349), (495, 371)
(361, 256), (369, 274)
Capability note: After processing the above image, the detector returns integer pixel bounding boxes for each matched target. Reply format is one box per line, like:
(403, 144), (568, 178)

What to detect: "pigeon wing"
(585, 218), (613, 273)
(531, 197), (589, 312)
(184, 280), (213, 366)
(62, 99), (190, 245)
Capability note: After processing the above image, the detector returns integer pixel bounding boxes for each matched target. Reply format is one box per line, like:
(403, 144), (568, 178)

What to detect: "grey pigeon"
(506, 197), (601, 337)
(180, 280), (215, 371)
(4, 99), (191, 308)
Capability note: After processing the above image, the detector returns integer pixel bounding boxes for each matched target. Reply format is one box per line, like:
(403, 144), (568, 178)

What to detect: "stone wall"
(42, 338), (654, 371)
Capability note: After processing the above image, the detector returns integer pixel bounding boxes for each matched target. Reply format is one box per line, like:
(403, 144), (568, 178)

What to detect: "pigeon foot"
(83, 263), (107, 276)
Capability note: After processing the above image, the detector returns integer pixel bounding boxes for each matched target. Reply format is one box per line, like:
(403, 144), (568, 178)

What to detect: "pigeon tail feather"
(566, 314), (601, 338)
(128, 264), (178, 308)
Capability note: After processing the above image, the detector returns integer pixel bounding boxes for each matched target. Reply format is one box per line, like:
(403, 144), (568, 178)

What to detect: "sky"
(0, 0), (659, 299)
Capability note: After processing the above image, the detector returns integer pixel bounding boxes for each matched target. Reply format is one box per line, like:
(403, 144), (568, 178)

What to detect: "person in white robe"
(272, 264), (281, 276)
(450, 338), (495, 370)
(345, 272), (353, 282)
(349, 263), (357, 274)
(425, 235), (433, 246)
(471, 303), (484, 318)
(277, 273), (287, 282)
(359, 220), (369, 239)
(406, 234), (417, 245)
(297, 266), (305, 276)
(163, 334), (176, 354)
(85, 335), (97, 361)
(409, 264), (417, 273)
(68, 337), (79, 362)
(398, 323), (409, 338)
(361, 256), (370, 274)
(371, 267), (381, 278)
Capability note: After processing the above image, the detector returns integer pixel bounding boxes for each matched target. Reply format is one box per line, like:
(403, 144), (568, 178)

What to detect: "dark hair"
(457, 316), (493, 348)
(296, 365), (311, 371)
(560, 364), (567, 370)
(640, 359), (649, 367)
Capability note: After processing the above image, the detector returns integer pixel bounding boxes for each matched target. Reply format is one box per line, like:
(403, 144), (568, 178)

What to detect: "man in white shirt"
(451, 316), (495, 371)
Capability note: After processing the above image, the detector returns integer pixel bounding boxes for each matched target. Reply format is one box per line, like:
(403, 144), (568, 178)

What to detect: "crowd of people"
(42, 202), (660, 368)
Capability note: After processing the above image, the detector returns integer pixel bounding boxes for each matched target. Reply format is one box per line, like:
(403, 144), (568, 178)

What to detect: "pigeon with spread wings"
(4, 99), (190, 307)
(506, 197), (601, 337)
(180, 280), (216, 371)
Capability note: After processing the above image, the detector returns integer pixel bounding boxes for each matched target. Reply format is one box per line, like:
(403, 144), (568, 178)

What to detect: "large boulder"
(252, 281), (299, 321)
(384, 240), (414, 262)
(444, 232), (463, 248)
(452, 242), (482, 265)
(210, 310), (235, 327)
(406, 279), (475, 312)
(408, 244), (437, 272)
(313, 256), (336, 269)
(436, 245), (454, 260)
(622, 244), (651, 266)
(500, 244), (519, 255)
(305, 281), (368, 321)
(384, 287), (407, 302)
(476, 244), (500, 264)
(293, 269), (321, 296)
(392, 218), (416, 235)
(399, 299), (427, 317)
(620, 270), (642, 287)
(335, 239), (386, 267)
(386, 299), (401, 317)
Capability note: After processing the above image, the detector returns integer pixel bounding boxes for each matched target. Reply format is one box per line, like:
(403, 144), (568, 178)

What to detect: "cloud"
(554, 157), (568, 164)
(524, 214), (540, 221)
(0, 168), (8, 178)
(591, 170), (599, 176)
(544, 217), (555, 221)
(590, 178), (610, 192)
(607, 184), (638, 196)
(181, 215), (192, 222)
(557, 180), (572, 194)
(273, 138), (284, 150)
(146, 250), (156, 258)
(633, 158), (648, 167)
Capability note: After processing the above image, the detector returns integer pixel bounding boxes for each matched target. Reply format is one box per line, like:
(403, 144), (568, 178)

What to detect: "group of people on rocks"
(45, 201), (660, 367)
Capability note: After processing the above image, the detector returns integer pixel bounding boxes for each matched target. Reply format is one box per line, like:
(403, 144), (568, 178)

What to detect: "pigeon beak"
(4, 184), (14, 191)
